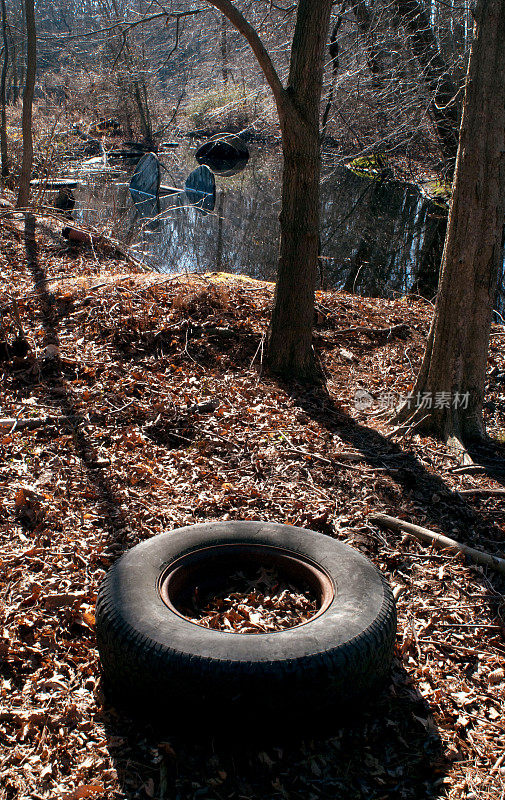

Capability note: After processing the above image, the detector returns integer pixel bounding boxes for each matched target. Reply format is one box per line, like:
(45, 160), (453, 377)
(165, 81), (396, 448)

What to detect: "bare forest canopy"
(2, 0), (472, 175)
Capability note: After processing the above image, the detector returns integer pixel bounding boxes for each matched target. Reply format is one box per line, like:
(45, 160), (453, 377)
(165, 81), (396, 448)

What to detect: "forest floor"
(1, 210), (504, 800)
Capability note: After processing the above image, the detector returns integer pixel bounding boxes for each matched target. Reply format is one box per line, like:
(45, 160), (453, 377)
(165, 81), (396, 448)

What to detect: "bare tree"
(0, 0), (8, 177)
(16, 0), (36, 208)
(393, 0), (505, 445)
(321, 6), (344, 136)
(203, 0), (333, 378)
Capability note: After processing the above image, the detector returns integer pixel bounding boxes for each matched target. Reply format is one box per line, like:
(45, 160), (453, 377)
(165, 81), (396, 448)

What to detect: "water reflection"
(183, 165), (216, 213)
(319, 165), (446, 299)
(72, 143), (504, 311)
(196, 135), (249, 176)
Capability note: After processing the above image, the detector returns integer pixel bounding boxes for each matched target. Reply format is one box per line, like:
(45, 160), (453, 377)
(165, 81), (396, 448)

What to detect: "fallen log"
(370, 512), (505, 575)
(30, 179), (80, 189)
(62, 226), (115, 251)
(61, 226), (140, 266)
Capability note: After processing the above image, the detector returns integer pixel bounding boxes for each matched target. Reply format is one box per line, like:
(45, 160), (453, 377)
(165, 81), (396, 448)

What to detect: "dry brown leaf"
(61, 784), (104, 800)
(488, 668), (504, 684)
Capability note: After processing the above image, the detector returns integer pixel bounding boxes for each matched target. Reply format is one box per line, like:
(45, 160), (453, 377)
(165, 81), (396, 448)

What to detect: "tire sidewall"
(96, 521), (393, 664)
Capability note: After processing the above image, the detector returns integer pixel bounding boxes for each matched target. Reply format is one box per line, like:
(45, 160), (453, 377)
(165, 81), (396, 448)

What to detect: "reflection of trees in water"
(137, 182), (279, 278)
(74, 147), (505, 310)
(320, 168), (446, 299)
(131, 149), (283, 279)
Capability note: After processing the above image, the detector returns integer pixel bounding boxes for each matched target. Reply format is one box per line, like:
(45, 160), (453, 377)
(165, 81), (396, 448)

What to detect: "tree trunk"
(220, 15), (228, 85)
(15, 0), (36, 208)
(352, 0), (382, 82)
(215, 189), (224, 270)
(267, 112), (321, 377)
(413, 209), (447, 299)
(10, 33), (18, 103)
(393, 0), (505, 443)
(266, 0), (333, 379)
(203, 0), (332, 379)
(321, 11), (343, 135)
(395, 0), (460, 178)
(133, 79), (153, 146)
(0, 0), (9, 177)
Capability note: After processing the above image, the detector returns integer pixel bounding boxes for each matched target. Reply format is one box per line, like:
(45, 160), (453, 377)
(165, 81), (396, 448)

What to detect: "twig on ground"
(451, 465), (486, 475)
(249, 332), (265, 371)
(0, 415), (80, 431)
(386, 413), (430, 440)
(334, 323), (410, 337)
(457, 488), (505, 497)
(370, 512), (505, 575)
(278, 433), (367, 468)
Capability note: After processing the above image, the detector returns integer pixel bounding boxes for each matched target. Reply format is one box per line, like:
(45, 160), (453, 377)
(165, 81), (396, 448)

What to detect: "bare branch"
(34, 9), (205, 42)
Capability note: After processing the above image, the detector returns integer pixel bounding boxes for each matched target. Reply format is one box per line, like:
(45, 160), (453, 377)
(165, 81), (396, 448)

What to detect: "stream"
(57, 141), (503, 313)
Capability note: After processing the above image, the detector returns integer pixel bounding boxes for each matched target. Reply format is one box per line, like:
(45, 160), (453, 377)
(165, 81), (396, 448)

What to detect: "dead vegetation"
(0, 214), (504, 800)
(185, 566), (319, 633)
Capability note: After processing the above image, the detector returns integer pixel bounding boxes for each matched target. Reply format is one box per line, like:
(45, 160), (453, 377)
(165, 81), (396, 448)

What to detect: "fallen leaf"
(61, 784), (104, 800)
(488, 668), (504, 684)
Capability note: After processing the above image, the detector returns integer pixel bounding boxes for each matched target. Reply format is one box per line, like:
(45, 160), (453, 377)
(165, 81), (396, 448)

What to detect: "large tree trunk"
(266, 0), (333, 378)
(267, 110), (321, 377)
(393, 0), (505, 444)
(15, 0), (36, 208)
(0, 0), (8, 177)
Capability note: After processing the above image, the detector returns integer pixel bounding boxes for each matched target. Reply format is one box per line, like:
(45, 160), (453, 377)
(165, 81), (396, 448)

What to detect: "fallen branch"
(0, 415), (82, 431)
(279, 433), (366, 466)
(370, 512), (505, 575)
(62, 226), (119, 253)
(61, 225), (147, 270)
(450, 465), (486, 475)
(316, 323), (410, 344)
(457, 488), (505, 497)
(334, 323), (410, 337)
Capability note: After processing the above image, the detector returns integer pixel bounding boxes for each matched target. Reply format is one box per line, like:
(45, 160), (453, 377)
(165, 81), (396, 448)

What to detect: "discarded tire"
(195, 134), (249, 176)
(96, 522), (396, 730)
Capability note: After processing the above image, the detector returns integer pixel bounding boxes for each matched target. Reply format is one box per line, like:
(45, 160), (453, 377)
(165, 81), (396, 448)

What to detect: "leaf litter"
(0, 214), (504, 799)
(186, 567), (318, 632)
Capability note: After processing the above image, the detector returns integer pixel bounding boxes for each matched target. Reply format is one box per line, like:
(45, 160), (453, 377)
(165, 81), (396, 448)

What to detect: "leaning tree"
(203, 0), (333, 379)
(393, 0), (505, 446)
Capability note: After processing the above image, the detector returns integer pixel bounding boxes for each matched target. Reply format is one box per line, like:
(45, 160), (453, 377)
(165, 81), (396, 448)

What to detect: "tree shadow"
(101, 657), (446, 800)
(464, 437), (505, 484)
(284, 380), (505, 544)
(22, 213), (134, 556)
(280, 380), (505, 637)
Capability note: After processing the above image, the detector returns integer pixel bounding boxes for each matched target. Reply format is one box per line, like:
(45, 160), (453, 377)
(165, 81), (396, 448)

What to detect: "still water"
(69, 141), (503, 311)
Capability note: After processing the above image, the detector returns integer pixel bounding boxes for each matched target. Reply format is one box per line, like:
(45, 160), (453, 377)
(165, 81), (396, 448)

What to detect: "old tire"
(95, 522), (396, 731)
